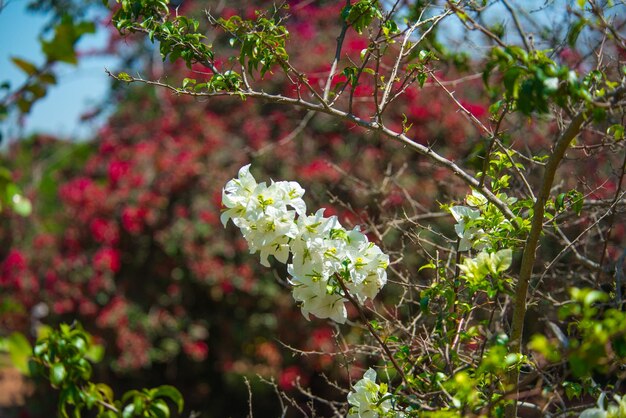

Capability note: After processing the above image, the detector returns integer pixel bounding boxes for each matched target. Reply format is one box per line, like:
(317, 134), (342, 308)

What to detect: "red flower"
(279, 366), (306, 391)
(90, 218), (120, 245)
(121, 206), (147, 234)
(183, 340), (209, 362)
(108, 160), (131, 184)
(93, 247), (121, 273)
(3, 250), (26, 271)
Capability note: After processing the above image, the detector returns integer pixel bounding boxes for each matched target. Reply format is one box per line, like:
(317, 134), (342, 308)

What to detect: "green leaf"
(11, 57), (38, 76)
(563, 381), (582, 400)
(41, 18), (95, 65)
(122, 403), (136, 418)
(86, 342), (105, 363)
(182, 78), (196, 89)
(17, 98), (33, 113)
(345, 0), (379, 34)
(11, 193), (32, 217)
(50, 363), (67, 387)
(152, 385), (184, 413)
(503, 67), (522, 99)
(556, 193), (566, 212)
(38, 72), (57, 85)
(117, 72), (133, 82)
(149, 400), (170, 418)
(490, 249), (512, 274)
(567, 18), (586, 47)
(95, 383), (114, 402)
(417, 72), (427, 88)
(418, 262), (436, 272)
(608, 124), (624, 141)
(6, 332), (32, 375)
(583, 290), (606, 307)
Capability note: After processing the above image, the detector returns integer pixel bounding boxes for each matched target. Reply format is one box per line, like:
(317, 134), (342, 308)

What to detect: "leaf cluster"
(32, 323), (184, 418)
(112, 0), (213, 68)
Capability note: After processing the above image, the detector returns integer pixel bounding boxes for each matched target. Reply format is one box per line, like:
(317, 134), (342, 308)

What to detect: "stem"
(322, 0), (350, 102)
(596, 148), (626, 279)
(106, 70), (517, 222)
(505, 111), (586, 418)
(334, 274), (409, 388)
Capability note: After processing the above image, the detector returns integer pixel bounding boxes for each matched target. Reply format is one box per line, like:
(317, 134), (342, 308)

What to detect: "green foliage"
(0, 167), (32, 216)
(0, 332), (33, 375)
(459, 249), (512, 294)
(484, 46), (588, 115)
(607, 124), (624, 141)
(554, 189), (584, 216)
(219, 12), (290, 78)
(32, 323), (184, 418)
(342, 0), (382, 35)
(120, 386), (183, 418)
(1, 0), (94, 112)
(528, 289), (626, 380)
(112, 0), (214, 68)
(181, 71), (243, 93)
(41, 15), (95, 64)
(558, 289), (626, 378)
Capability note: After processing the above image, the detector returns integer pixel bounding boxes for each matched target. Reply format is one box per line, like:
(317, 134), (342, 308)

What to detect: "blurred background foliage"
(0, 0), (625, 416)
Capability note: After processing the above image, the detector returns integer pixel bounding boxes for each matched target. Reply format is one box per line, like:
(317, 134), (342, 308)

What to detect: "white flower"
(347, 368), (402, 418)
(290, 209), (341, 277)
(275, 180), (307, 216)
(465, 190), (487, 208)
(222, 165), (390, 324)
(344, 238), (389, 301)
(543, 76), (559, 92)
(450, 205), (484, 251)
(238, 205), (299, 267)
(580, 393), (626, 418)
(289, 271), (347, 323)
(221, 164), (258, 227)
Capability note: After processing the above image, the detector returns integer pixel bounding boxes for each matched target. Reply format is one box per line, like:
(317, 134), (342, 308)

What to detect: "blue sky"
(0, 0), (115, 142)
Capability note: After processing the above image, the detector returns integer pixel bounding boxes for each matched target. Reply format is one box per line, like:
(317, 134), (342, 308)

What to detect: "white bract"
(449, 205), (485, 252)
(222, 165), (389, 324)
(580, 393), (626, 418)
(347, 368), (403, 418)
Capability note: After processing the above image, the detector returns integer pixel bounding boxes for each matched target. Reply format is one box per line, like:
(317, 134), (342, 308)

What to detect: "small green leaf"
(38, 72), (57, 85)
(567, 18), (586, 47)
(6, 332), (32, 375)
(95, 383), (114, 402)
(608, 124), (624, 141)
(418, 263), (435, 272)
(50, 363), (67, 387)
(152, 385), (184, 412)
(117, 72), (133, 82)
(417, 72), (427, 88)
(491, 249), (512, 274)
(556, 193), (566, 212)
(11, 57), (38, 76)
(86, 342), (105, 363)
(122, 403), (136, 418)
(182, 78), (196, 89)
(150, 400), (170, 418)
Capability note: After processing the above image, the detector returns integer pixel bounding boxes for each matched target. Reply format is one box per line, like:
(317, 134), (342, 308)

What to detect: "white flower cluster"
(347, 368), (404, 418)
(221, 165), (389, 324)
(449, 190), (517, 252)
(449, 190), (488, 252)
